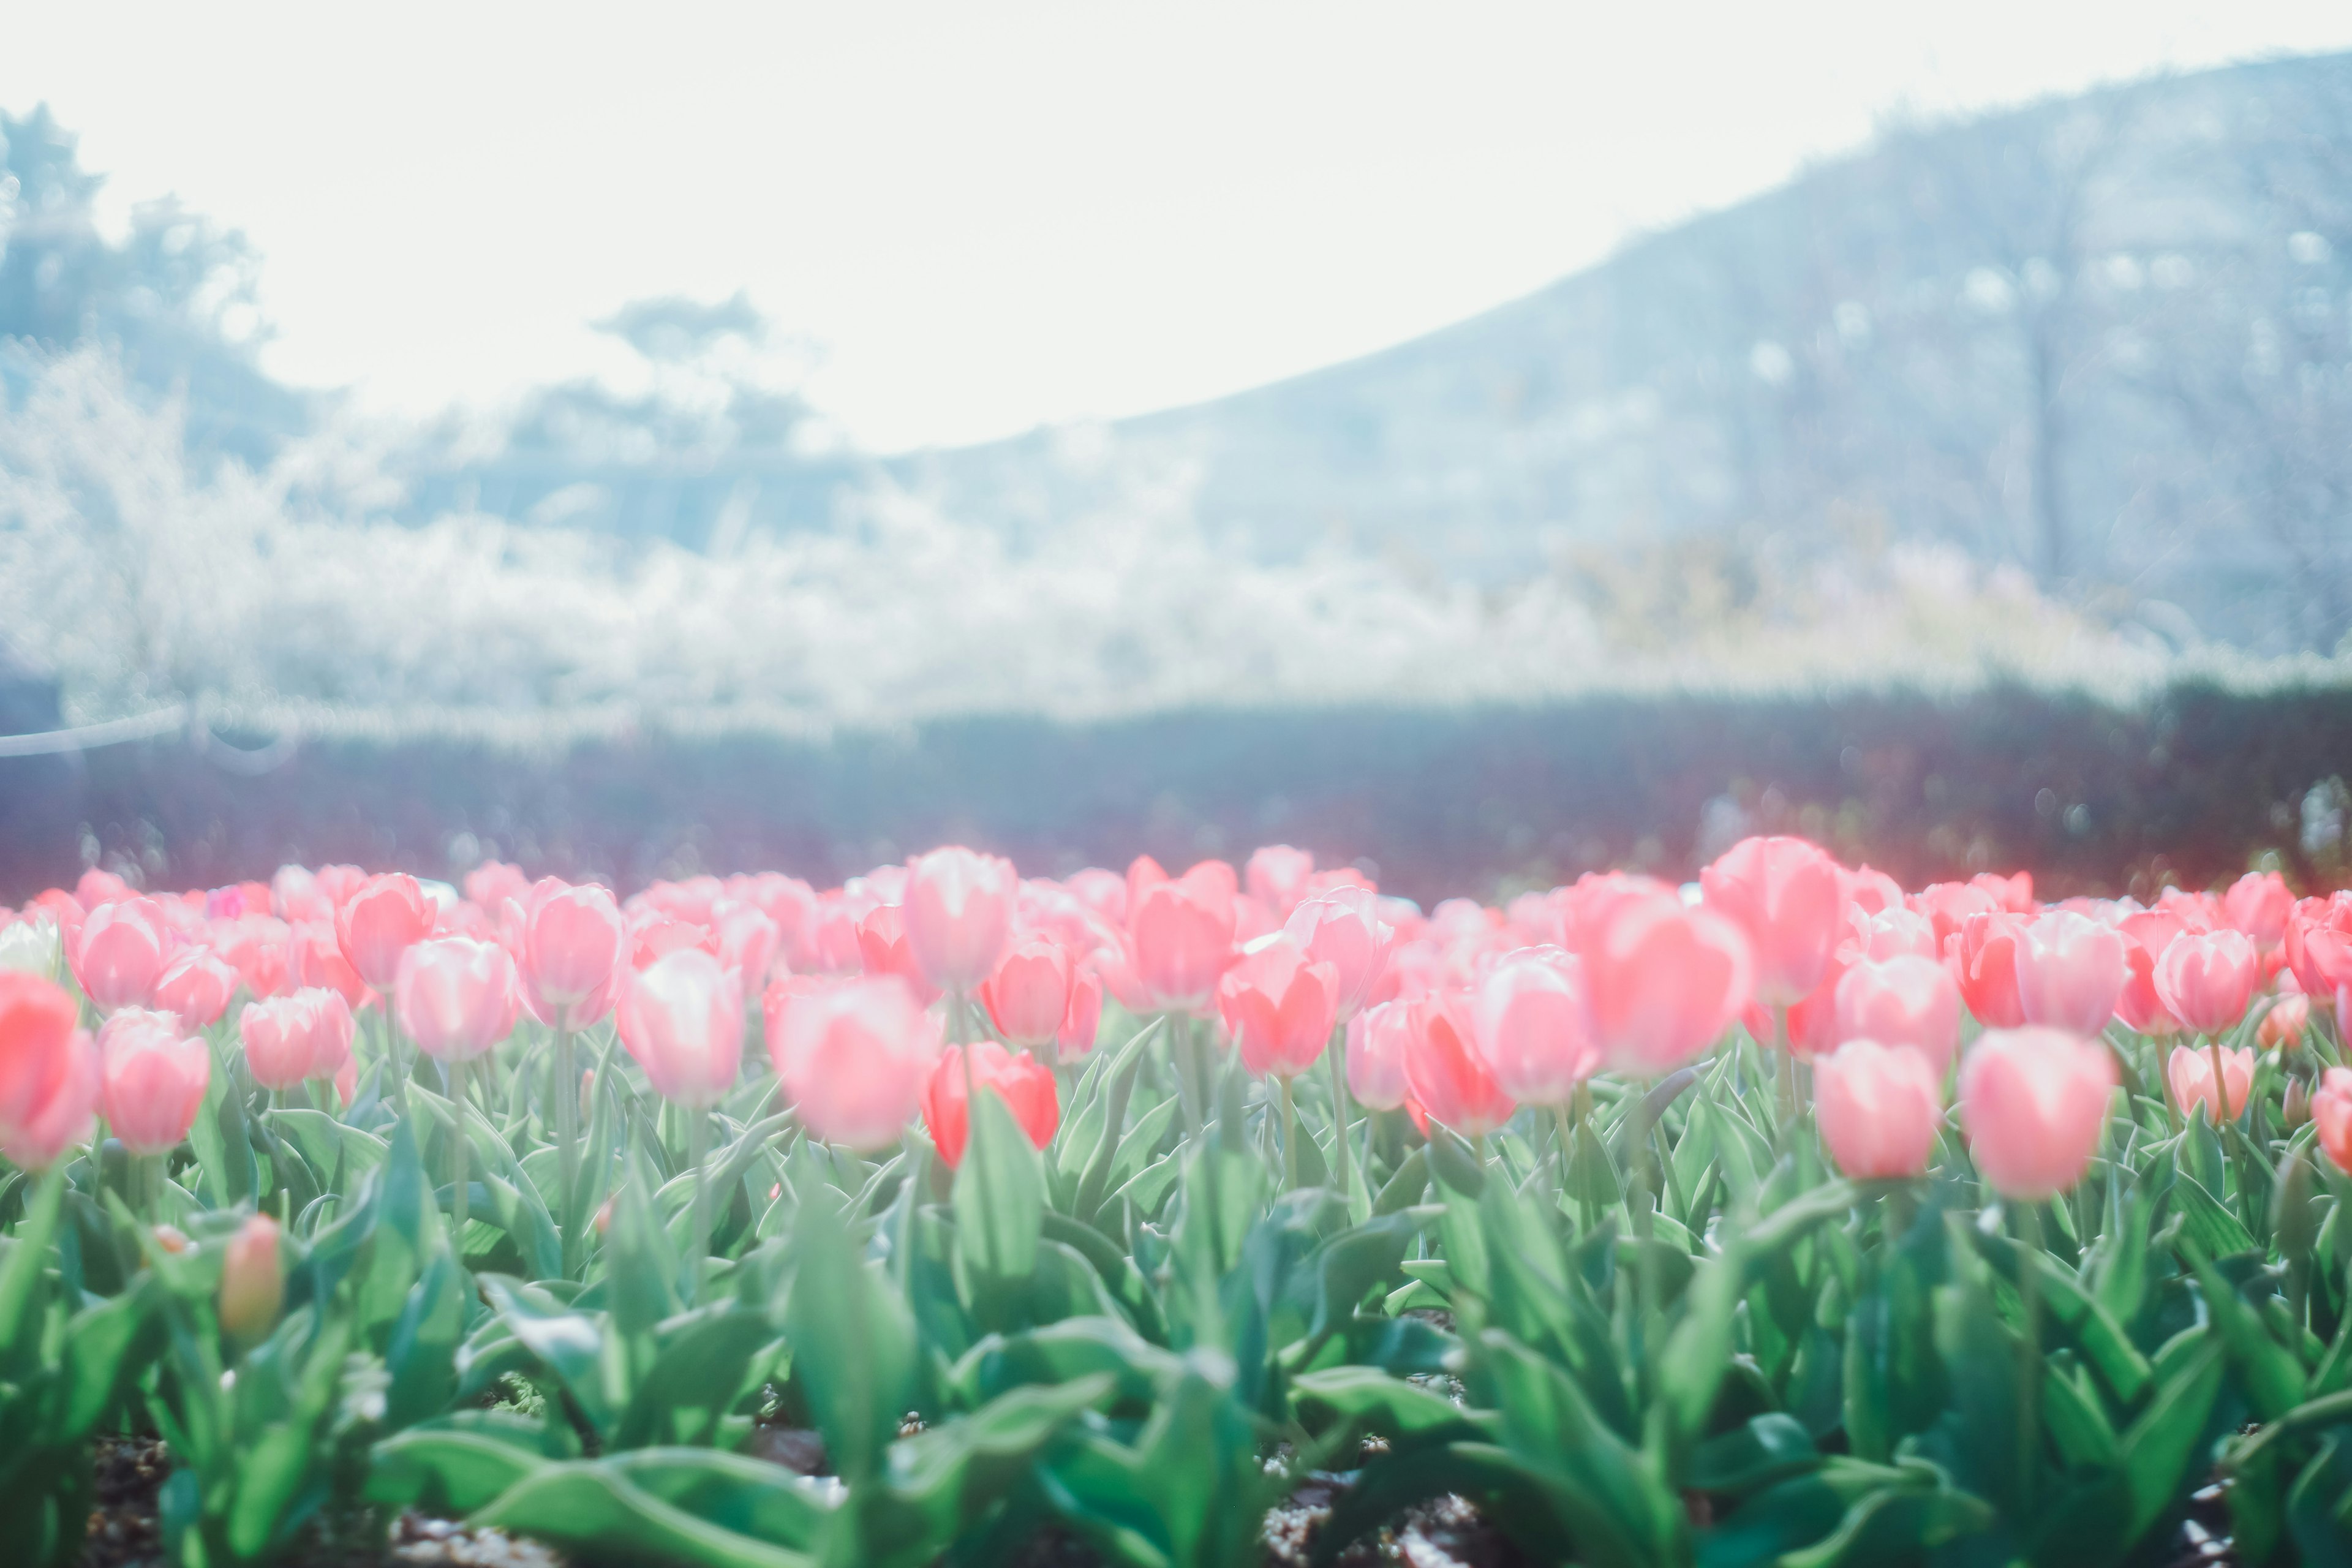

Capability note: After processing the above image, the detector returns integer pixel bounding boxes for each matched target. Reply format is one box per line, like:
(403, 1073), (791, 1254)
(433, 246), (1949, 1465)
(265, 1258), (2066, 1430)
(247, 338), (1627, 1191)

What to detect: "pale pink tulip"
(97, 1010), (210, 1155)
(2224, 872), (2294, 950)
(1958, 1027), (2117, 1200)
(2315, 1066), (2352, 1175)
(771, 975), (941, 1150)
(2285, 894), (2352, 1002)
(1216, 937), (1341, 1079)
(519, 880), (628, 1031)
(616, 948), (744, 1110)
(1815, 1040), (1943, 1179)
(1245, 845), (1317, 916)
(239, 993), (325, 1091)
(1700, 836), (1844, 1008)
(1128, 865), (1237, 1014)
(977, 936), (1073, 1050)
(396, 937), (521, 1062)
(2260, 992), (2310, 1050)
(1834, 956), (1961, 1073)
(335, 873), (437, 991)
(1469, 948), (1601, 1106)
(152, 947), (239, 1030)
(856, 903), (940, 1006)
(1059, 966), (1103, 1058)
(1401, 990), (1517, 1139)
(1585, 894), (1754, 1076)
(306, 990), (356, 1082)
(2014, 913), (2127, 1038)
(291, 922), (371, 1009)
(1346, 1000), (1413, 1110)
(2152, 929), (2259, 1038)
(2167, 1043), (2255, 1123)
(69, 897), (172, 1013)
(1283, 886), (1395, 1022)
(903, 846), (1017, 993)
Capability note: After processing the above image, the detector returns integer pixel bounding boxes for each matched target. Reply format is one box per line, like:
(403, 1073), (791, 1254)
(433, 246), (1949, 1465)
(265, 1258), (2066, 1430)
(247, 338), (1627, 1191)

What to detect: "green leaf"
(2188, 1243), (2306, 1422)
(2117, 1339), (2225, 1545)
(383, 1247), (467, 1431)
(1291, 1365), (1490, 1447)
(470, 1459), (816, 1568)
(786, 1194), (916, 1487)
(954, 1086), (1046, 1287)
(480, 1274), (620, 1439)
(1686, 1414), (1819, 1496)
(368, 1427), (551, 1515)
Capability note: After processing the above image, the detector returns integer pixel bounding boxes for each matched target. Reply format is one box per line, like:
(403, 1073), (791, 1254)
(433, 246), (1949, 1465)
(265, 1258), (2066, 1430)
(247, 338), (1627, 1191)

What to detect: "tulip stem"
(552, 1026), (580, 1277)
(451, 1060), (470, 1259)
(1626, 1087), (1659, 1390)
(1327, 1033), (1354, 1198)
(2208, 1034), (2235, 1128)
(2016, 1201), (2043, 1512)
(1280, 1075), (1298, 1191)
(685, 1104), (711, 1302)
(1774, 1007), (1799, 1148)
(1169, 1015), (1201, 1139)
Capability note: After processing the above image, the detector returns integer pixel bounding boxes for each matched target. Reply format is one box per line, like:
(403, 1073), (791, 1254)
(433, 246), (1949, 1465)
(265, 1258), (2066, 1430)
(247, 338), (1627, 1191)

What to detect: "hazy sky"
(9, 3), (2352, 452)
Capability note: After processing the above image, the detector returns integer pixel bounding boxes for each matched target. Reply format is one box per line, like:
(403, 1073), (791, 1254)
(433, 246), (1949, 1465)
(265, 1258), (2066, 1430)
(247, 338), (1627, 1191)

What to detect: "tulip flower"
(2014, 913), (2127, 1038)
(1401, 990), (1517, 1140)
(1283, 886), (1395, 1022)
(0, 916), (60, 978)
(921, 1041), (1060, 1167)
(903, 846), (1017, 993)
(334, 873), (437, 992)
(217, 917), (293, 1001)
(1469, 948), (1601, 1105)
(518, 880), (629, 1032)
(69, 897), (172, 1013)
(1958, 1028), (2118, 1200)
(1948, 910), (2028, 1030)
(2152, 929), (2258, 1038)
(1216, 937), (1341, 1080)
(1912, 883), (2000, 954)
(1058, 967), (1103, 1060)
(2224, 871), (2294, 949)
(2260, 992), (2310, 1050)
(617, 949), (744, 1110)
(464, 861), (534, 913)
(1815, 1039), (1943, 1179)
(152, 946), (239, 1030)
(2113, 921), (2181, 1038)
(2313, 1066), (2352, 1175)
(977, 936), (1073, 1050)
(1834, 955), (1961, 1073)
(1245, 845), (1316, 916)
(1583, 894), (1754, 1077)
(2167, 1042), (2254, 1124)
(1700, 836), (1844, 1008)
(1346, 1000), (1413, 1111)
(97, 1010), (210, 1156)
(290, 922), (371, 1010)
(2285, 894), (2352, 1003)
(771, 975), (942, 1151)
(396, 937), (521, 1061)
(306, 990), (357, 1084)
(219, 1213), (284, 1345)
(1128, 865), (1238, 1014)
(239, 993), (330, 1092)
(856, 903), (941, 1006)
(0, 973), (102, 1170)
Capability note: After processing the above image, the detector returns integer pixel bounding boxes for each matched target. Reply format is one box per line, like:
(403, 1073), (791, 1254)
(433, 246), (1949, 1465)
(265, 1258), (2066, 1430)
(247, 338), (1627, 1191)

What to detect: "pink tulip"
(708, 901), (782, 986)
(335, 873), (437, 991)
(1834, 956), (1961, 1073)
(921, 1041), (1060, 1167)
(464, 861), (535, 913)
(152, 947), (239, 1030)
(1346, 1000), (1413, 1110)
(903, 846), (1017, 993)
(1128, 865), (1237, 1014)
(1245, 845), (1317, 916)
(1216, 937), (1341, 1079)
(69, 897), (172, 1013)
(1948, 911), (2028, 1030)
(2285, 894), (2352, 1002)
(1282, 886), (1395, 1022)
(290, 922), (371, 1010)
(2224, 872), (2294, 949)
(1401, 990), (1517, 1139)
(1912, 882), (1999, 954)
(977, 936), (1074, 1049)
(238, 990), (346, 1091)
(1973, 870), (2035, 914)
(1958, 1027), (2117, 1200)
(856, 903), (941, 1006)
(771, 975), (941, 1150)
(97, 1010), (210, 1155)
(1059, 966), (1103, 1059)
(2152, 929), (2258, 1038)
(1700, 836), (1844, 1008)
(2167, 1043), (2254, 1123)
(519, 880), (628, 1031)
(307, 990), (356, 1082)
(1584, 894), (1754, 1077)
(2013, 913), (2127, 1038)
(0, 973), (101, 1169)
(396, 937), (521, 1062)
(1815, 1039), (1943, 1179)
(217, 917), (292, 1000)
(219, 1213), (284, 1344)
(2260, 992), (2310, 1050)
(2315, 1066), (2352, 1175)
(1469, 948), (1601, 1105)
(616, 948), (744, 1110)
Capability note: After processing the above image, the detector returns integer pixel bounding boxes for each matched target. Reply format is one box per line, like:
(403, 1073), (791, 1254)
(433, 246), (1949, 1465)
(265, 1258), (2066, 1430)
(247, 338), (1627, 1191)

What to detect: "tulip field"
(6, 843), (2352, 1567)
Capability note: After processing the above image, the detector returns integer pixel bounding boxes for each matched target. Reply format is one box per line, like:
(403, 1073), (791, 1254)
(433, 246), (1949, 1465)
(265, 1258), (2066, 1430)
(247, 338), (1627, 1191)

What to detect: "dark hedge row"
(4, 680), (2348, 904)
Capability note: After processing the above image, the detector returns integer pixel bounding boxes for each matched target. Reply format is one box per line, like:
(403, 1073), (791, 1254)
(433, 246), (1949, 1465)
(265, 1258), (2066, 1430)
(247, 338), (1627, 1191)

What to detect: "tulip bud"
(903, 846), (1017, 993)
(1815, 1039), (1943, 1179)
(2312, 1068), (2352, 1174)
(0, 916), (61, 979)
(2261, 993), (2311, 1052)
(152, 1223), (190, 1254)
(2152, 930), (2260, 1038)
(921, 1041), (1060, 1167)
(2167, 1043), (2255, 1124)
(1699, 836), (1844, 1008)
(2283, 1074), (2312, 1130)
(2013, 913), (2127, 1037)
(219, 1213), (284, 1344)
(1958, 1027), (2118, 1199)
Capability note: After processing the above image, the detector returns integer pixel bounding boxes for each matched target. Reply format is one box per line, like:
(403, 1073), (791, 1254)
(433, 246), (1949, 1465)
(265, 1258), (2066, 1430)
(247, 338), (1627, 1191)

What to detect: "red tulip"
(978, 936), (1073, 1050)
(1282, 886), (1395, 1022)
(2014, 913), (2127, 1038)
(396, 937), (521, 1062)
(1815, 1039), (1943, 1179)
(903, 846), (1017, 993)
(921, 1041), (1060, 1167)
(1834, 955), (1961, 1073)
(519, 880), (628, 1031)
(2167, 1043), (2253, 1123)
(152, 947), (239, 1030)
(1958, 1027), (2117, 1200)
(0, 973), (101, 1169)
(1401, 990), (1516, 1139)
(97, 1009), (210, 1155)
(1584, 894), (1754, 1077)
(1700, 836), (1844, 1008)
(2315, 1066), (2352, 1174)
(1128, 864), (1238, 1014)
(1346, 999), (1413, 1110)
(69, 897), (172, 1013)
(335, 873), (437, 992)
(219, 1212), (284, 1344)
(616, 949), (744, 1110)
(1244, 845), (1316, 916)
(1469, 948), (1600, 1106)
(1216, 936), (1341, 1079)
(771, 975), (941, 1150)
(2152, 929), (2258, 1038)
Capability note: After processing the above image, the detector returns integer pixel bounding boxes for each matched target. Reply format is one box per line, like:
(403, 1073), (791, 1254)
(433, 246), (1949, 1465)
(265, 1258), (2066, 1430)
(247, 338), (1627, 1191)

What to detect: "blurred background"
(3, 3), (2351, 904)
